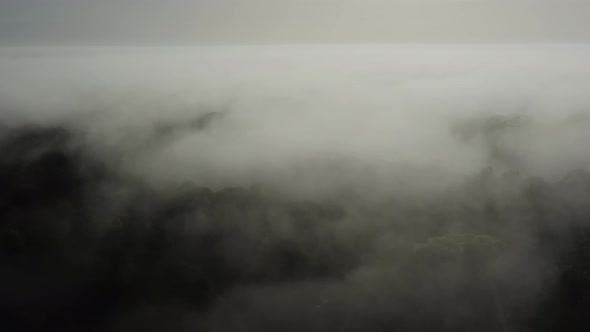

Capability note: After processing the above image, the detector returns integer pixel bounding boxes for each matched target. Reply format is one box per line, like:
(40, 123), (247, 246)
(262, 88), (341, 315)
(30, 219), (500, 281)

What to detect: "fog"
(4, 46), (590, 186)
(2, 45), (590, 331)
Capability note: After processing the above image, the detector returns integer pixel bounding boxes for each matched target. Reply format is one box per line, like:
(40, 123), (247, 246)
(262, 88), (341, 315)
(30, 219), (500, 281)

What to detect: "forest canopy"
(1, 120), (590, 332)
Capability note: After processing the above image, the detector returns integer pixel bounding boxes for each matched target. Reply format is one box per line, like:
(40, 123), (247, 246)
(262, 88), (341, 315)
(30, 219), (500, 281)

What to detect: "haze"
(2, 0), (590, 45)
(3, 1), (590, 331)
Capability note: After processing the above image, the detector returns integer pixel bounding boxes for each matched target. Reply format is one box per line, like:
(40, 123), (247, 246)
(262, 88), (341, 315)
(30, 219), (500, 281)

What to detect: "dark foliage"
(1, 124), (590, 331)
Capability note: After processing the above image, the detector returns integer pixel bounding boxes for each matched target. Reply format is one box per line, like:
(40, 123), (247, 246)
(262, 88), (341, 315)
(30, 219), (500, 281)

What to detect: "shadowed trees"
(2, 124), (590, 331)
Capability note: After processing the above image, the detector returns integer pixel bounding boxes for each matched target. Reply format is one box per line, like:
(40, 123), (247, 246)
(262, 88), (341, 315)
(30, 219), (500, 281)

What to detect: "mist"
(3, 45), (590, 331)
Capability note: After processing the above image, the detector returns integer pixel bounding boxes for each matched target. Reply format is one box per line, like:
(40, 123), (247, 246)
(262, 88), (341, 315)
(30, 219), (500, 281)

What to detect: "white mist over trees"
(2, 45), (590, 331)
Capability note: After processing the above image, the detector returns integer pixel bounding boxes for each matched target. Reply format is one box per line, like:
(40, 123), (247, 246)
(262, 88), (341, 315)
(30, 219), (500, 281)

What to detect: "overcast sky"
(1, 0), (590, 45)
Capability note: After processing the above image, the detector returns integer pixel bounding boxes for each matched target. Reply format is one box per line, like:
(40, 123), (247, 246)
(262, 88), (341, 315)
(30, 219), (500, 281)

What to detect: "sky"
(1, 0), (590, 45)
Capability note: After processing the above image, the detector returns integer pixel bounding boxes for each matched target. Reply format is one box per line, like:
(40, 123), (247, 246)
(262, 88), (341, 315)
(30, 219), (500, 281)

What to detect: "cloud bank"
(2, 45), (590, 331)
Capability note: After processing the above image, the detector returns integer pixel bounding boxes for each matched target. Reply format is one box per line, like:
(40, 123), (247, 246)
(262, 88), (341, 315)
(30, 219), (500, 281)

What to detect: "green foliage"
(1, 124), (590, 331)
(412, 233), (505, 263)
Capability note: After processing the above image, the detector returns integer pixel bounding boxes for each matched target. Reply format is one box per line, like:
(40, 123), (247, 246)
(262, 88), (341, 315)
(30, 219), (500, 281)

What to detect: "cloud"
(2, 45), (590, 331)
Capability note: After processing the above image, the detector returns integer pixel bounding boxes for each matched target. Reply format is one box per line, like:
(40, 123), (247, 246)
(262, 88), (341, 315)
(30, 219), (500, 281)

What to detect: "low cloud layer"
(4, 45), (590, 187)
(2, 45), (590, 331)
